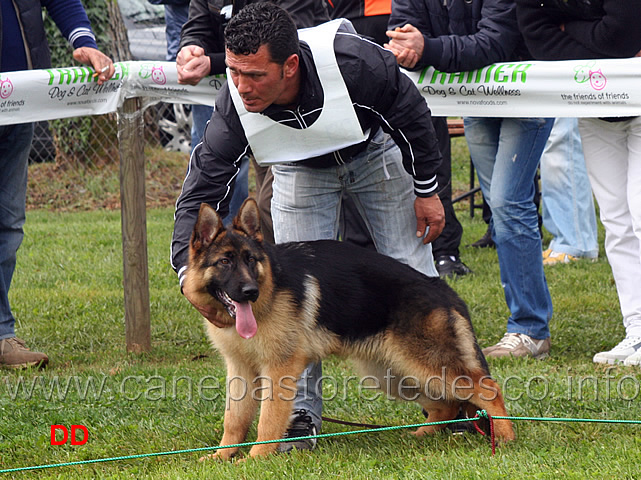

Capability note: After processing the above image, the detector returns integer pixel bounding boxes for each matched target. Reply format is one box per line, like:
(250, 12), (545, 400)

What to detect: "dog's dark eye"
(219, 258), (231, 265)
(247, 256), (256, 265)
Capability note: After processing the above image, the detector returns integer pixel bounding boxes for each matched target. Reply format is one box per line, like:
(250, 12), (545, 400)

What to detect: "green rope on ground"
(475, 410), (641, 425)
(1, 413), (640, 474)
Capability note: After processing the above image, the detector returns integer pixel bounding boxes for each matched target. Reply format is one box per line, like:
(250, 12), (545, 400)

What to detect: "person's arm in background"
(176, 0), (227, 84)
(516, 0), (641, 60)
(44, 0), (114, 83)
(386, 0), (520, 72)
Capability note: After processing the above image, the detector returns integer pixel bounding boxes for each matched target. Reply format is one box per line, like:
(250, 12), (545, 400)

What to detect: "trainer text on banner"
(0, 58), (639, 125)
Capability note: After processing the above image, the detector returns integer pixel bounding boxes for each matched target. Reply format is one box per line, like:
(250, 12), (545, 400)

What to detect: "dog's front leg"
(249, 363), (302, 458)
(202, 363), (259, 461)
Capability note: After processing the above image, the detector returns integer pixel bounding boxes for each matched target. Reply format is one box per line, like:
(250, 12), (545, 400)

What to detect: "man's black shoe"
(469, 226), (495, 248)
(435, 255), (472, 278)
(277, 409), (318, 453)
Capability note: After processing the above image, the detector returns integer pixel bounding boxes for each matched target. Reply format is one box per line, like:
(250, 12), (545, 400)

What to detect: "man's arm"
(45, 0), (114, 84)
(171, 94), (248, 280)
(177, 0), (227, 80)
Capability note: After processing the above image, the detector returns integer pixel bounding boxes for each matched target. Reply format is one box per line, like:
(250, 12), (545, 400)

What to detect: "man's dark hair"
(224, 3), (299, 65)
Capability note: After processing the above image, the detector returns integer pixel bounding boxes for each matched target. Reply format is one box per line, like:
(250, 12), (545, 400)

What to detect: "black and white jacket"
(171, 23), (442, 278)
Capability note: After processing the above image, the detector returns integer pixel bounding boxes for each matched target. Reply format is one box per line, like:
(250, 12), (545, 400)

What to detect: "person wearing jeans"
(463, 117), (554, 351)
(1, 0), (114, 368)
(388, 0), (555, 359)
(0, 123), (35, 355)
(172, 5), (445, 452)
(515, 0), (641, 366)
(272, 129), (439, 431)
(541, 117), (598, 264)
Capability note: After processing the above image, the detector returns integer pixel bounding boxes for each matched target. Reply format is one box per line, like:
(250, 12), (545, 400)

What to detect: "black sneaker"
(277, 409), (318, 453)
(469, 226), (495, 248)
(435, 256), (472, 278)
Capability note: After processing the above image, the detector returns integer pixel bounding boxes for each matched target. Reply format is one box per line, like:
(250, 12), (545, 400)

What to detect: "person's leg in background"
(431, 116), (471, 278)
(250, 158), (274, 243)
(190, 105), (249, 226)
(541, 118), (598, 265)
(469, 196), (495, 248)
(163, 3), (189, 62)
(0, 123), (49, 368)
(579, 117), (641, 365)
(339, 194), (375, 249)
(464, 117), (554, 359)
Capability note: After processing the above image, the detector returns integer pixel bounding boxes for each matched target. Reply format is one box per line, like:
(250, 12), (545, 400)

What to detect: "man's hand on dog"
(415, 195), (445, 244)
(182, 283), (229, 328)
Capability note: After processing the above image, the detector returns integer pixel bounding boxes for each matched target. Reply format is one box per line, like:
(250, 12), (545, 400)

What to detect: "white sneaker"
(593, 337), (641, 365)
(482, 333), (550, 359)
(623, 348), (641, 366)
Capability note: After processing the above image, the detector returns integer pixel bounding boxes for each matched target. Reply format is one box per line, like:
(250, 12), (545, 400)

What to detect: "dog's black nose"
(241, 284), (259, 302)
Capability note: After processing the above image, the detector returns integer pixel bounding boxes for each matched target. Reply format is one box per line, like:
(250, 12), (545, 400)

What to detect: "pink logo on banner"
(588, 69), (607, 90)
(573, 61), (607, 91)
(0, 78), (14, 99)
(151, 66), (167, 85)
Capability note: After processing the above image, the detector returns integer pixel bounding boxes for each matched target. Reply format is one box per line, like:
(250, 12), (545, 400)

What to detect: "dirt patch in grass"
(27, 148), (188, 212)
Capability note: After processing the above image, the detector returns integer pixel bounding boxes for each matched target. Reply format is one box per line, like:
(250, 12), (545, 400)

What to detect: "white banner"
(403, 57), (641, 118)
(1, 57), (640, 125)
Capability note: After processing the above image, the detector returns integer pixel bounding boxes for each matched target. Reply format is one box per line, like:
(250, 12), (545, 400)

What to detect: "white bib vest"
(228, 19), (367, 166)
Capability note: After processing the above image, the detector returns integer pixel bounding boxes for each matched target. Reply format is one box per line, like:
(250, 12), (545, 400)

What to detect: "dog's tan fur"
(185, 199), (514, 460)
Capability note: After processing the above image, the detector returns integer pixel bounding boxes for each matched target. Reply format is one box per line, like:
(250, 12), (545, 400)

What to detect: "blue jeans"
(191, 104), (249, 224)
(163, 4), (189, 62)
(271, 128), (438, 428)
(0, 123), (33, 340)
(464, 117), (554, 340)
(541, 118), (598, 258)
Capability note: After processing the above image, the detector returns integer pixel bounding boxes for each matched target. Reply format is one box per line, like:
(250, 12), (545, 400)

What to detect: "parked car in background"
(119, 0), (192, 154)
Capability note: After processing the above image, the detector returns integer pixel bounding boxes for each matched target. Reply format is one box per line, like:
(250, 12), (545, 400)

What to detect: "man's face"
(226, 45), (291, 113)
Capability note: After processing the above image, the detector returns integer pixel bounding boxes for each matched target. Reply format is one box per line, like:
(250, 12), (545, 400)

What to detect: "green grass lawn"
(2, 142), (640, 478)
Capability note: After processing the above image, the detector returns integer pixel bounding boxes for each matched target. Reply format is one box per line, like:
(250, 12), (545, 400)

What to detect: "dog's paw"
(199, 448), (239, 462)
(411, 425), (444, 437)
(248, 443), (278, 458)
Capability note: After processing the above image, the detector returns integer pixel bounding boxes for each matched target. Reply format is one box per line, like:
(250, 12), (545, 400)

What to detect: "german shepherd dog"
(185, 199), (515, 460)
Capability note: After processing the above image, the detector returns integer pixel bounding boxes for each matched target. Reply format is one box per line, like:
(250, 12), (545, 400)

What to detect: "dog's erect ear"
(233, 198), (263, 242)
(191, 203), (224, 251)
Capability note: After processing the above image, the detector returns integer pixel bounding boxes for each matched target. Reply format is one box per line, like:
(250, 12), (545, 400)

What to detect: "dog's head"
(185, 198), (269, 339)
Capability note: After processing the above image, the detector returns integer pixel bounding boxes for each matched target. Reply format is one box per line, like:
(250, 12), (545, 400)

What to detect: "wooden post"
(118, 97), (151, 353)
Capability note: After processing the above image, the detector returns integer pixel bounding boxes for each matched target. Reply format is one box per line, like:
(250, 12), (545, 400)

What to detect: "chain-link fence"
(27, 0), (192, 211)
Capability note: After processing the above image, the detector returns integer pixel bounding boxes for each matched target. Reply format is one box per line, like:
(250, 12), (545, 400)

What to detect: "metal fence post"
(118, 97), (151, 353)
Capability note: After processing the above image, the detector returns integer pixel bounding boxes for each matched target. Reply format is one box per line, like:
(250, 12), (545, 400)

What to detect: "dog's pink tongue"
(233, 301), (257, 339)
